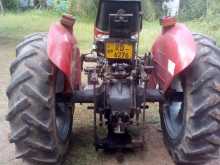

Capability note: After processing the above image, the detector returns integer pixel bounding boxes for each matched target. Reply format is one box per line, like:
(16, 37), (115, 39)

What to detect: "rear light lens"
(94, 27), (109, 40)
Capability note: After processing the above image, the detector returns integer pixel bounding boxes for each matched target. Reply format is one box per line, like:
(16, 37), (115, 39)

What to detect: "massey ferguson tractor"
(6, 0), (220, 164)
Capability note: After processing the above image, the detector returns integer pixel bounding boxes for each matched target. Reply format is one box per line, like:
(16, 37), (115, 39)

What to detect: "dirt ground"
(0, 37), (175, 165)
(0, 36), (214, 165)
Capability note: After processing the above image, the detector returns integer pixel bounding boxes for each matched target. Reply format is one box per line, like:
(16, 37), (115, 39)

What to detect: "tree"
(2, 0), (18, 10)
(33, 0), (47, 9)
(206, 0), (220, 16)
(179, 0), (206, 20)
(142, 0), (157, 20)
(0, 0), (4, 14)
(39, 0), (47, 8)
(67, 0), (73, 14)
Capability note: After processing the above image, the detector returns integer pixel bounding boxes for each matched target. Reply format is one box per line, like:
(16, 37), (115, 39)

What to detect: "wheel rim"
(163, 77), (185, 139)
(55, 103), (72, 142)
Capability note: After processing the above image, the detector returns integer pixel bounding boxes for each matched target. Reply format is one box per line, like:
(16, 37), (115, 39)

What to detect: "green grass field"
(0, 10), (220, 53)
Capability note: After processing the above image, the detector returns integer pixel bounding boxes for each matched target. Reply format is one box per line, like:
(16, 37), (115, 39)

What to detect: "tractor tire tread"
(6, 97), (30, 121)
(162, 34), (220, 164)
(7, 70), (33, 97)
(16, 32), (47, 56)
(21, 112), (51, 132)
(9, 125), (30, 143)
(7, 33), (70, 165)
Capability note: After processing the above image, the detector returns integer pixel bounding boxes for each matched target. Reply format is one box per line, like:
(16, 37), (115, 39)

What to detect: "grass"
(186, 17), (220, 44)
(0, 11), (59, 39)
(0, 10), (96, 52)
(1, 10), (219, 53)
(1, 10), (220, 165)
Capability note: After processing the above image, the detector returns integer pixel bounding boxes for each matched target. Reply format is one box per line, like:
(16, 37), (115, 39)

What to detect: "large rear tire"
(6, 33), (73, 164)
(160, 34), (220, 164)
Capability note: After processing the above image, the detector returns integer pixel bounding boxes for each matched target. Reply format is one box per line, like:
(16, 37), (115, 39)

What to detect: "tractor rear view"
(6, 0), (220, 164)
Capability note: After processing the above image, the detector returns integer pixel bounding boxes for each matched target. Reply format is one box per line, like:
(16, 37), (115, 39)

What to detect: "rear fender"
(47, 22), (81, 90)
(150, 23), (196, 91)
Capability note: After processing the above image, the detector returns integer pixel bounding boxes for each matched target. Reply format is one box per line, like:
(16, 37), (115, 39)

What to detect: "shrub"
(179, 0), (207, 20)
(142, 0), (157, 21)
(207, 0), (220, 16)
(2, 0), (18, 10)
(54, 0), (68, 12)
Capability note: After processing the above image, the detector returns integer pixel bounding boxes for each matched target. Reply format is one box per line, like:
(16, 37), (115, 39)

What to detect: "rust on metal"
(61, 14), (76, 31)
(160, 16), (176, 27)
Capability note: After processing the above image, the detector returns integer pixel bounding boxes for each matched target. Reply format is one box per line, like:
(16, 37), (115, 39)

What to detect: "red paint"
(160, 16), (176, 27)
(150, 23), (196, 91)
(94, 27), (109, 39)
(47, 22), (81, 89)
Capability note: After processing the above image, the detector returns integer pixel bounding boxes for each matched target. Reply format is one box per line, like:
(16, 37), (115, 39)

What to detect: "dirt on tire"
(6, 34), (73, 164)
(160, 34), (220, 165)
(1, 35), (220, 165)
(0, 37), (176, 165)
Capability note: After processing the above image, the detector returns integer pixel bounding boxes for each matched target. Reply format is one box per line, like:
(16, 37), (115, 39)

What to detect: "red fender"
(150, 23), (196, 91)
(47, 22), (81, 90)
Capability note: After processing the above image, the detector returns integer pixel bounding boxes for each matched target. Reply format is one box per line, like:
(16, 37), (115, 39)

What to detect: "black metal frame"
(96, 0), (142, 33)
(56, 85), (165, 150)
(56, 87), (184, 105)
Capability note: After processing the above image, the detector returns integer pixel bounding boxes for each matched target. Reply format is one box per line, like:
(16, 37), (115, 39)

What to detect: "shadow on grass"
(64, 126), (100, 165)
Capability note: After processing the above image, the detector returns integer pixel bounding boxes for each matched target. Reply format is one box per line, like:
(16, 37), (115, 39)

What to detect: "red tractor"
(6, 0), (220, 164)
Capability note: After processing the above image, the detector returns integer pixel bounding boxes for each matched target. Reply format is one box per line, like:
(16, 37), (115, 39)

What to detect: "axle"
(56, 88), (165, 104)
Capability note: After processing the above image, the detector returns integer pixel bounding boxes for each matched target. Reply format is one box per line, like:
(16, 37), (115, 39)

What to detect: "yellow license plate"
(105, 42), (133, 60)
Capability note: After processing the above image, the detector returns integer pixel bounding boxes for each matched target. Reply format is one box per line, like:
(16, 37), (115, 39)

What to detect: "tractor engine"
(83, 56), (149, 149)
(79, 0), (161, 149)
(69, 0), (176, 151)
(102, 64), (137, 131)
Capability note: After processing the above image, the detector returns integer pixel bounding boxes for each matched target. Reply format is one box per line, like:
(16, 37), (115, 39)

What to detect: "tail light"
(94, 27), (109, 40)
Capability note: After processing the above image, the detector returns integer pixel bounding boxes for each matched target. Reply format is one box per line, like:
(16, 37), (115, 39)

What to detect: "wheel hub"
(55, 103), (72, 142)
(163, 77), (185, 139)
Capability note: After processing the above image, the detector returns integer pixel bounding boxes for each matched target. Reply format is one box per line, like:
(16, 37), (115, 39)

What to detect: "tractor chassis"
(55, 49), (185, 150)
(56, 82), (183, 150)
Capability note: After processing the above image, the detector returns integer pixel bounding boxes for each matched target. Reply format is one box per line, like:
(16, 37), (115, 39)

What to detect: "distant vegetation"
(1, 0), (220, 21)
(0, 10), (219, 53)
(0, 1), (220, 50)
